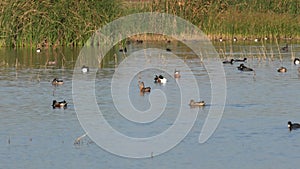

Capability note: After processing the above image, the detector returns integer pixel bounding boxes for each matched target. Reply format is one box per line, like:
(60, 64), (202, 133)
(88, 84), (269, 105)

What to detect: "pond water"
(1, 40), (300, 169)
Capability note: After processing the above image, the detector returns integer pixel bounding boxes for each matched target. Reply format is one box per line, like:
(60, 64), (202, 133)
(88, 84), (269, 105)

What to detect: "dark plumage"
(237, 64), (253, 71)
(223, 59), (234, 64)
(119, 47), (127, 53)
(281, 44), (288, 52)
(288, 121), (300, 131)
(234, 58), (247, 62)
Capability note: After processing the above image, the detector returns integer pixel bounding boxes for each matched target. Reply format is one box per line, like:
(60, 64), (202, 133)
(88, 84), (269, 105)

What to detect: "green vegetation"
(1, 0), (300, 47)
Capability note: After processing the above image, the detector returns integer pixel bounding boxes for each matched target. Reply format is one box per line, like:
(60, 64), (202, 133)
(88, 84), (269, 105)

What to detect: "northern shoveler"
(154, 75), (167, 84)
(52, 78), (64, 85)
(52, 100), (68, 109)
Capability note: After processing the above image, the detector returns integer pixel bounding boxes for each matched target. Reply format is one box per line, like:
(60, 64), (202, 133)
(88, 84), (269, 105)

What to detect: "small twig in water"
(74, 133), (88, 145)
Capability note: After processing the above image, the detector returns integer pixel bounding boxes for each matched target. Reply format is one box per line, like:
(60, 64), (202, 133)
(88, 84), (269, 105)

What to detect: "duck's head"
(288, 121), (292, 130)
(138, 81), (144, 88)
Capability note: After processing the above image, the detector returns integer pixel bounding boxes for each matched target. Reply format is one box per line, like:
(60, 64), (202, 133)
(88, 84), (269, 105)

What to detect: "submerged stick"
(74, 133), (88, 145)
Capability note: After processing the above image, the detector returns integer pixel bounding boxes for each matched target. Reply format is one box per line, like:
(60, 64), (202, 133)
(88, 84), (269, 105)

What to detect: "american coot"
(288, 121), (300, 131)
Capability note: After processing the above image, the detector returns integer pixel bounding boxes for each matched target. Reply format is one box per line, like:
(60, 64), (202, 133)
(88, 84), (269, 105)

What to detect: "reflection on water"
(1, 41), (300, 168)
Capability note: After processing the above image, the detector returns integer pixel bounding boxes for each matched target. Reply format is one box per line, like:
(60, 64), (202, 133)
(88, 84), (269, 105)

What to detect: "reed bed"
(0, 0), (124, 48)
(1, 0), (300, 48)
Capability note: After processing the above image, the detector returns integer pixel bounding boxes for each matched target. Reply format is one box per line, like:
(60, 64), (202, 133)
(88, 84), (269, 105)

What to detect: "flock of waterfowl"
(138, 69), (206, 107)
(46, 40), (299, 132)
(222, 44), (300, 132)
(51, 65), (90, 109)
(223, 56), (300, 74)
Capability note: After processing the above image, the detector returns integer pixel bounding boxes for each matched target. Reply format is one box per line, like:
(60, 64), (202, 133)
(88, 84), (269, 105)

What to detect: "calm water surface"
(1, 41), (300, 169)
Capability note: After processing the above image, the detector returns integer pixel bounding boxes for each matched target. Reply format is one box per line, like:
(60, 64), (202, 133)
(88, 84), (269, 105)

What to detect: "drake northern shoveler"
(52, 78), (64, 85)
(52, 100), (68, 109)
(154, 75), (167, 84)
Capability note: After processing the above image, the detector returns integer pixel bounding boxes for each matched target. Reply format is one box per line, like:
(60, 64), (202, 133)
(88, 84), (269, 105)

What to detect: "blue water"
(1, 42), (300, 169)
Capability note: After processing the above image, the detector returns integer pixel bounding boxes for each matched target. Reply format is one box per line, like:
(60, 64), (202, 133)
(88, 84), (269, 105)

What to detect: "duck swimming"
(154, 75), (167, 84)
(294, 58), (300, 65)
(237, 64), (253, 71)
(52, 100), (68, 109)
(223, 59), (234, 64)
(174, 70), (181, 78)
(189, 99), (206, 106)
(138, 81), (151, 93)
(52, 78), (64, 85)
(81, 65), (89, 73)
(277, 66), (287, 73)
(234, 58), (247, 62)
(166, 48), (172, 52)
(281, 44), (288, 52)
(288, 121), (300, 131)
